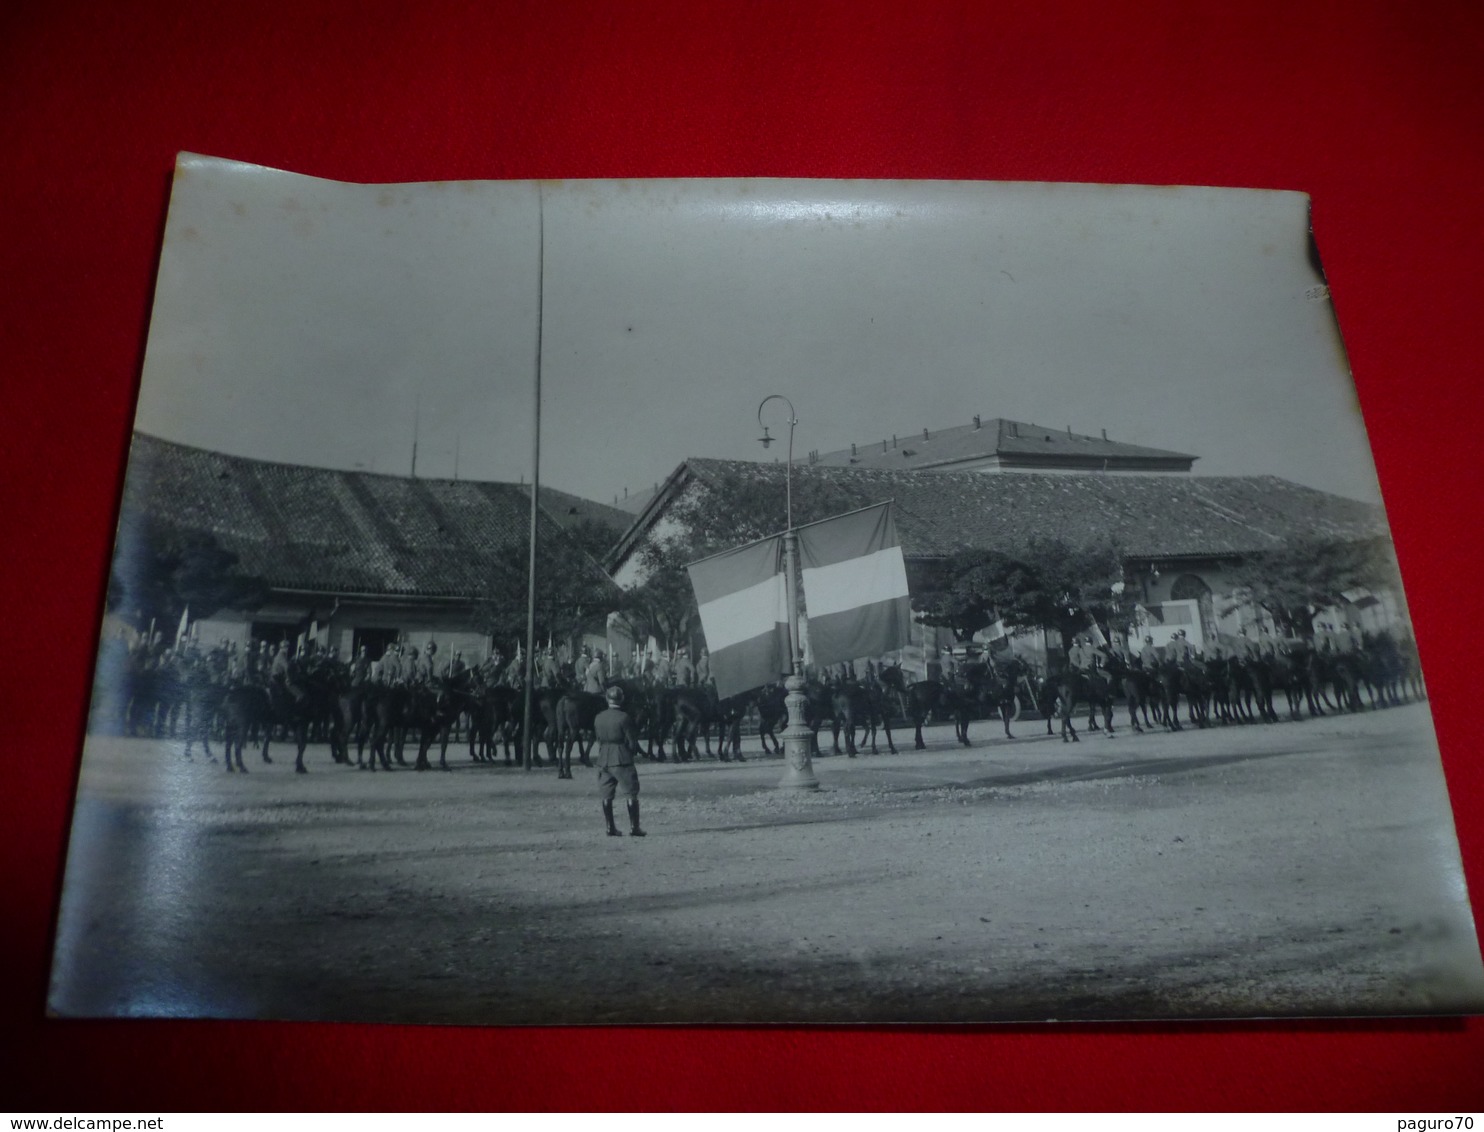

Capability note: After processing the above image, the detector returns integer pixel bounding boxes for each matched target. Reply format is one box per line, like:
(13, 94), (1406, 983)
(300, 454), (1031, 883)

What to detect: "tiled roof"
(812, 418), (1196, 471)
(526, 485), (634, 536)
(673, 458), (1386, 561)
(120, 433), (616, 599)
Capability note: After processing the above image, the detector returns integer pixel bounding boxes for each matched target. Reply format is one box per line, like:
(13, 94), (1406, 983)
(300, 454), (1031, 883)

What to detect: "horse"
(753, 684), (786, 756)
(1152, 661), (1184, 732)
(408, 682), (483, 771)
(217, 684), (270, 772)
(878, 664), (953, 750)
(823, 678), (896, 756)
(1317, 651), (1362, 713)
(958, 658), (1023, 741)
(1053, 667), (1081, 743)
(467, 684), (525, 764)
(1103, 652), (1147, 733)
(361, 683), (409, 770)
(1077, 666), (1118, 735)
(265, 679), (316, 773)
(1178, 659), (1212, 728)
(177, 663), (225, 760)
(669, 685), (729, 761)
(555, 690), (607, 777)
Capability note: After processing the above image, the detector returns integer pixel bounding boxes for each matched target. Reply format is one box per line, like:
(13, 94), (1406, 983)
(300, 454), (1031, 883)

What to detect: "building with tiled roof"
(607, 457), (1394, 667)
(532, 485), (634, 537)
(810, 417), (1196, 474)
(115, 432), (618, 659)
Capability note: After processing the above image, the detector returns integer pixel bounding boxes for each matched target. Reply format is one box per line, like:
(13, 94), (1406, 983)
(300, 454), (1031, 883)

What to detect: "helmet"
(605, 685), (624, 705)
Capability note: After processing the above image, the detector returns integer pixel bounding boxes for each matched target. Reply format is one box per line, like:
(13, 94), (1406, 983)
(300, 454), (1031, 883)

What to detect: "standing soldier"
(594, 686), (645, 837)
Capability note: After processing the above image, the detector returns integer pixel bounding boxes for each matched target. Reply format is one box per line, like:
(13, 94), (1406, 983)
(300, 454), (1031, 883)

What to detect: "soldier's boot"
(603, 801), (622, 837)
(626, 798), (646, 838)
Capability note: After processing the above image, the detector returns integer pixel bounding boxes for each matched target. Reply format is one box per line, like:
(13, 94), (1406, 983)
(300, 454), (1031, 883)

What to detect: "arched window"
(1169, 573), (1211, 602)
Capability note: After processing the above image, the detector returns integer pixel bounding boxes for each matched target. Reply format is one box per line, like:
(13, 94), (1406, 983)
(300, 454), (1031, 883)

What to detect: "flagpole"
(521, 185), (545, 773)
(758, 395), (819, 791)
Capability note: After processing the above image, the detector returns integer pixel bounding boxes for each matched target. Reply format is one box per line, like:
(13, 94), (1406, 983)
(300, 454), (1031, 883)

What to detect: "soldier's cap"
(605, 685), (624, 705)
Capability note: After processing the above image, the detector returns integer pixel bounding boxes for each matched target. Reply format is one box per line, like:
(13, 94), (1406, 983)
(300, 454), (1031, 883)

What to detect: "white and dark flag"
(687, 534), (790, 699)
(797, 502), (912, 668)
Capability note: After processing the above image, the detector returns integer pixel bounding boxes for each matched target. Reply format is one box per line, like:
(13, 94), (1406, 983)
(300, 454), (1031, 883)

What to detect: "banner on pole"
(797, 503), (912, 668)
(687, 534), (788, 699)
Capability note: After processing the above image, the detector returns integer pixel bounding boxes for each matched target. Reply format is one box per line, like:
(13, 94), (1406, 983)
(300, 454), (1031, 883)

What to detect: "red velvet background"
(4, 0), (1483, 1111)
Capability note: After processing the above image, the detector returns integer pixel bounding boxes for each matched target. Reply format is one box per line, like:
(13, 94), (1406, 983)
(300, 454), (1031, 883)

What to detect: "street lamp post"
(758, 395), (820, 791)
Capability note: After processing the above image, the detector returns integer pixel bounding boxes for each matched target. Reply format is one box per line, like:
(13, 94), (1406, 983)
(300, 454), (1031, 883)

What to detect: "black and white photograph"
(48, 154), (1484, 1024)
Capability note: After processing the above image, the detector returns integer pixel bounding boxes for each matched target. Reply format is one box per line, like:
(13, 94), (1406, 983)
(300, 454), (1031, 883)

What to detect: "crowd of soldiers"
(98, 609), (1424, 760)
(100, 626), (722, 736)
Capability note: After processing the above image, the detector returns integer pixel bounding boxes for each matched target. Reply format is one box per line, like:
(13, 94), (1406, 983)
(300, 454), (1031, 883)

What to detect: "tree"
(107, 513), (271, 633)
(620, 465), (864, 649)
(1221, 536), (1398, 636)
(914, 536), (1125, 648)
(471, 526), (620, 652)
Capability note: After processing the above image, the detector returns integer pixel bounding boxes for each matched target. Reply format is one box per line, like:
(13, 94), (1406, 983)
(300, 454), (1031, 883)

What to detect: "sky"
(134, 156), (1384, 508)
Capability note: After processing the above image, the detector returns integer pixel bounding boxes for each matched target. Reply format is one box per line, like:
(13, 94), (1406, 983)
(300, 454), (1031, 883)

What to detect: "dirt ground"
(47, 701), (1484, 1025)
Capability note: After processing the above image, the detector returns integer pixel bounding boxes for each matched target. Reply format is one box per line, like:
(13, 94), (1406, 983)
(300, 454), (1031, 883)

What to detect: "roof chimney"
(1101, 428), (1107, 441)
(882, 439), (888, 453)
(892, 434), (898, 448)
(851, 442), (857, 456)
(973, 414), (981, 430)
(1066, 424), (1072, 435)
(923, 428), (930, 441)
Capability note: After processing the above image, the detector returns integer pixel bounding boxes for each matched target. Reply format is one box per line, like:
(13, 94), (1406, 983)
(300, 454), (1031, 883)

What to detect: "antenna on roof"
(453, 433), (460, 480)
(411, 391), (421, 477)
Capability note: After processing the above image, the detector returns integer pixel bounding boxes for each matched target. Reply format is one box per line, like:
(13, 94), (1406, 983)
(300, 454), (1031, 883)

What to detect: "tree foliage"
(473, 524), (619, 650)
(107, 513), (271, 631)
(914, 536), (1125, 648)
(621, 466), (866, 650)
(1221, 536), (1398, 636)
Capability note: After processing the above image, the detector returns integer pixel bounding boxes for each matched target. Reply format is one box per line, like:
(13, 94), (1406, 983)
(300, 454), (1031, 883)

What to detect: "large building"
(112, 433), (624, 660)
(607, 417), (1196, 517)
(809, 416), (1197, 475)
(606, 456), (1394, 668)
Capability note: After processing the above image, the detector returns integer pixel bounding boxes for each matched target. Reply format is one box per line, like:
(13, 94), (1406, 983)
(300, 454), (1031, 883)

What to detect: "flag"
(175, 606), (190, 647)
(687, 533), (789, 699)
(797, 502), (912, 668)
(1087, 619), (1108, 647)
